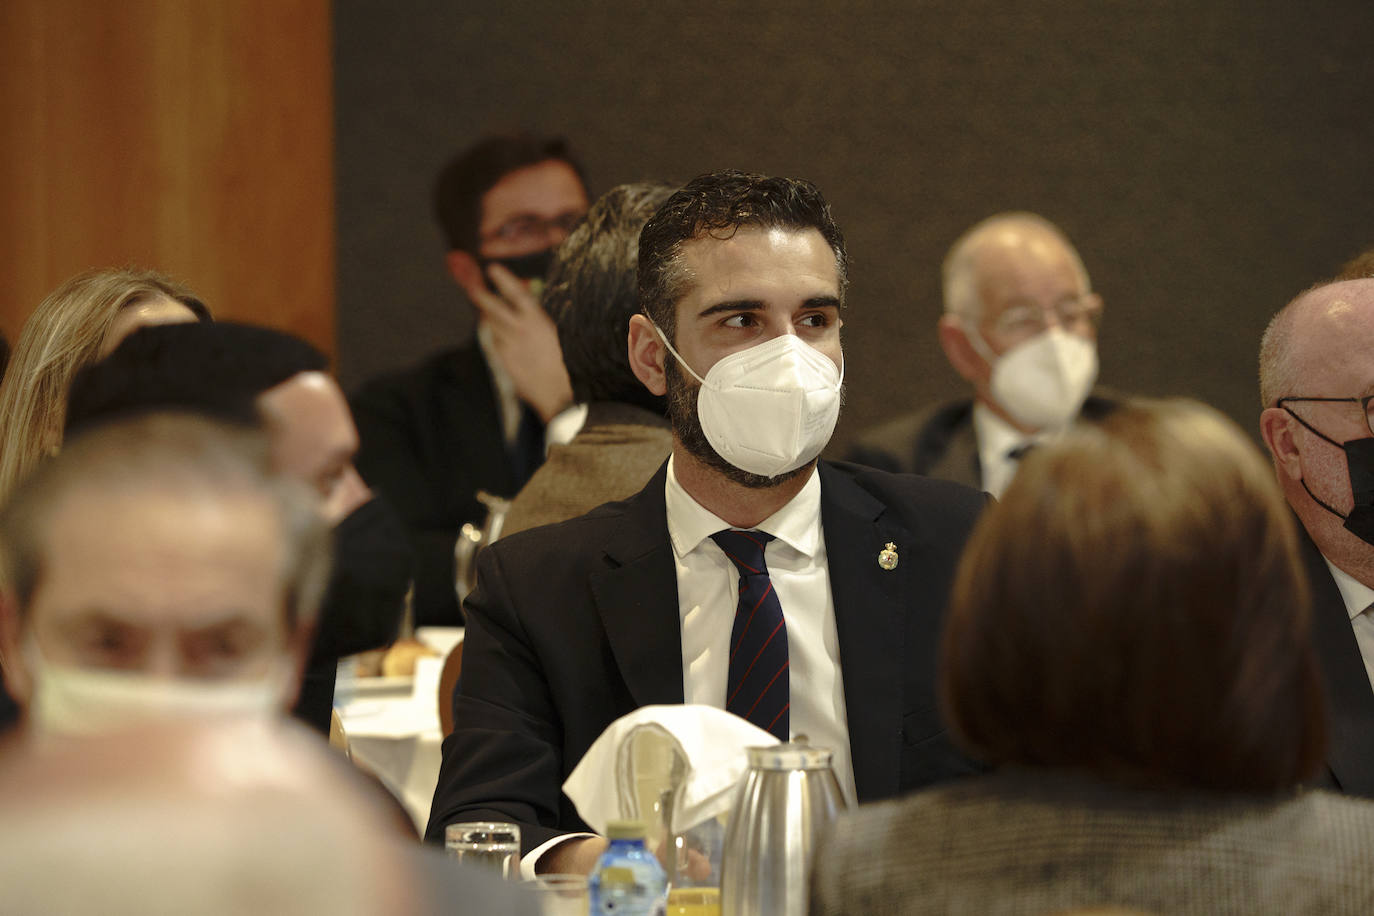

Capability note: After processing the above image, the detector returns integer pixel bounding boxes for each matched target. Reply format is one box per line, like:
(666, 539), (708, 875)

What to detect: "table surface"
(334, 628), (460, 831)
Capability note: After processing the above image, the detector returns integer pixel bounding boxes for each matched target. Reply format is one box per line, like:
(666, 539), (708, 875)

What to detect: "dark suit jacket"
(847, 395), (1118, 488)
(425, 459), (987, 852)
(1301, 528), (1374, 798)
(351, 342), (532, 626)
(811, 768), (1374, 915)
(848, 400), (982, 486)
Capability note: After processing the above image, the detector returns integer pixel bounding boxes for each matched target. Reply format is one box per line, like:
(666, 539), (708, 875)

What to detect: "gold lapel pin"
(877, 542), (899, 571)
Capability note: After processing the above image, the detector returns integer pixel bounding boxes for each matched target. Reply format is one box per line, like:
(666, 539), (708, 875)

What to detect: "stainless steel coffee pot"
(719, 740), (846, 916)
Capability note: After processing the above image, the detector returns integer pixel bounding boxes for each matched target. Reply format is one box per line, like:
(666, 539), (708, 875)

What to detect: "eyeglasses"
(991, 293), (1103, 339)
(481, 210), (584, 247)
(1276, 396), (1374, 438)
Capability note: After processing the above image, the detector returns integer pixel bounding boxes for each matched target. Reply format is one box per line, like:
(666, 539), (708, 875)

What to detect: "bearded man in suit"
(426, 170), (987, 874)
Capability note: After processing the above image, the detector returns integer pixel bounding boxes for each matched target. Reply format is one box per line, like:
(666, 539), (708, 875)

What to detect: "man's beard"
(664, 358), (812, 490)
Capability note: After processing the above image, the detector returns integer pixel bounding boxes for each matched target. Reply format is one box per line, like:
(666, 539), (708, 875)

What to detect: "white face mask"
(966, 325), (1098, 430)
(24, 640), (289, 738)
(655, 327), (844, 478)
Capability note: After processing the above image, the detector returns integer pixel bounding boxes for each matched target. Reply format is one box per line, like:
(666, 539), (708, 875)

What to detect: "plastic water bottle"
(589, 820), (668, 916)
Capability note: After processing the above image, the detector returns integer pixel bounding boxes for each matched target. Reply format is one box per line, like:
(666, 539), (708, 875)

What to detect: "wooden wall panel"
(0, 0), (334, 356)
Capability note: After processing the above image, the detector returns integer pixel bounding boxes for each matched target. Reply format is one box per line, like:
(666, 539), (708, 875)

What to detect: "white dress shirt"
(664, 456), (858, 807)
(1323, 557), (1374, 693)
(972, 403), (1032, 498)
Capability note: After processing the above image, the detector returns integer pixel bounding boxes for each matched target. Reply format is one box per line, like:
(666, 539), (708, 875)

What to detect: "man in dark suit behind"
(849, 213), (1106, 496)
(1259, 277), (1374, 797)
(426, 170), (986, 874)
(351, 133), (590, 625)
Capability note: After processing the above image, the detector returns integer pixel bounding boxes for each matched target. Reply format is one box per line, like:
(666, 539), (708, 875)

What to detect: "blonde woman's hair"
(0, 268), (207, 505)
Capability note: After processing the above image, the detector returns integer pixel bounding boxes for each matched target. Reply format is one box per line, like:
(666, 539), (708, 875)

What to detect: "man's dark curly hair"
(637, 170), (847, 342)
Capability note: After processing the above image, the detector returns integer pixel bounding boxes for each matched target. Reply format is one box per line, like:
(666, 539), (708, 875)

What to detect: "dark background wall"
(336, 1), (1373, 453)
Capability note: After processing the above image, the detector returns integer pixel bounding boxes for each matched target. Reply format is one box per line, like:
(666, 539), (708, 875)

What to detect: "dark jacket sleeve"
(351, 376), (464, 626)
(424, 541), (588, 853)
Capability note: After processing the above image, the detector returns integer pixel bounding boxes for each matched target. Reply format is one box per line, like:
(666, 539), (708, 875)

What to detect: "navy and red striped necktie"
(710, 529), (789, 742)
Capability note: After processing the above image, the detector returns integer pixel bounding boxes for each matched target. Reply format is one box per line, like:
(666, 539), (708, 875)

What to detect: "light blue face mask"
(653, 324), (843, 478)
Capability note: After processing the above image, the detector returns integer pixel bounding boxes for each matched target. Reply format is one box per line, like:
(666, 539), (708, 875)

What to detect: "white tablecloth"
(334, 628), (460, 833)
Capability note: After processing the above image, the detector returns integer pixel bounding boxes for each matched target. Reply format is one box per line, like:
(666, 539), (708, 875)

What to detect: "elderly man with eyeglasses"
(850, 212), (1112, 497)
(1260, 277), (1374, 799)
(351, 133), (590, 625)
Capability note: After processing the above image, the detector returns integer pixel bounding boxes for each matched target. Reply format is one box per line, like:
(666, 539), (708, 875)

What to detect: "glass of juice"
(667, 887), (720, 916)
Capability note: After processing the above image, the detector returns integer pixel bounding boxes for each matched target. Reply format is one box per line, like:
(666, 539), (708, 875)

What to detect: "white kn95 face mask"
(655, 326), (844, 478)
(967, 325), (1098, 431)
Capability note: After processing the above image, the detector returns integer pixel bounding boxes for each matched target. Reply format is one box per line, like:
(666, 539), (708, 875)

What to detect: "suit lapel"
(921, 404), (982, 490)
(588, 463), (686, 708)
(443, 345), (518, 494)
(820, 463), (917, 802)
(1301, 529), (1374, 795)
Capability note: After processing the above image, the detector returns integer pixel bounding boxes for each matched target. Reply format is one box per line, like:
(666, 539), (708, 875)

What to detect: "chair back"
(437, 641), (465, 736)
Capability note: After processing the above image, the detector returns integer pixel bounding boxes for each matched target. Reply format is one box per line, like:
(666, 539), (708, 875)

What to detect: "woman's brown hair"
(941, 398), (1326, 792)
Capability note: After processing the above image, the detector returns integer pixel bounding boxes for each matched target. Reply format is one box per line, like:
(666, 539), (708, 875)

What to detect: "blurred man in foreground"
(850, 212), (1109, 496)
(0, 414), (329, 737)
(1259, 277), (1374, 796)
(352, 132), (591, 625)
(0, 414), (538, 913)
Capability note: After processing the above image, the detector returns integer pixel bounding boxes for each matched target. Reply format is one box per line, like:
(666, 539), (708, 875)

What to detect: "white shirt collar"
(1324, 557), (1374, 621)
(664, 455), (823, 560)
(972, 403), (1035, 497)
(972, 401), (1031, 464)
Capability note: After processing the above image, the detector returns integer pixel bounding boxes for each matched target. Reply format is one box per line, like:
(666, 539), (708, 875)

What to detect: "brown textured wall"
(335, 2), (1374, 448)
(0, 0), (334, 354)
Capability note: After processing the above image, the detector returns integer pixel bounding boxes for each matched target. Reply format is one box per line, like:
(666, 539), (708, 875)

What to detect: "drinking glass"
(520, 874), (590, 916)
(444, 821), (520, 880)
(667, 887), (721, 916)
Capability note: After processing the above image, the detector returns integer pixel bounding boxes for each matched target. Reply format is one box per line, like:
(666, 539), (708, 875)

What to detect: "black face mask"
(309, 496), (414, 661)
(1285, 407), (1374, 546)
(480, 247), (555, 293)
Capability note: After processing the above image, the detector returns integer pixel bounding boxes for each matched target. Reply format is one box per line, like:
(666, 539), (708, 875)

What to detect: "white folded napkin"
(563, 704), (776, 835)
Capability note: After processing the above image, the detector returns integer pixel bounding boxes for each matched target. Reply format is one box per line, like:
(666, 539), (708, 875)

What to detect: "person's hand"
(536, 836), (609, 875)
(472, 264), (574, 423)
